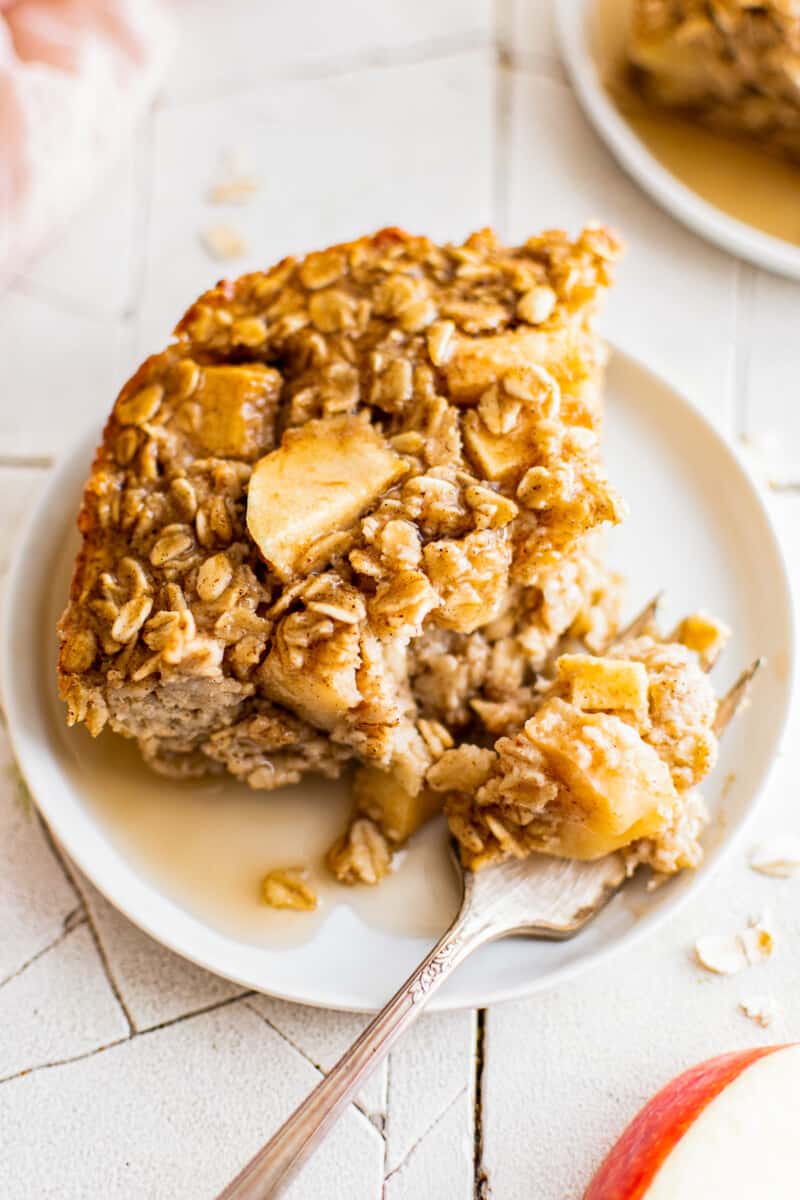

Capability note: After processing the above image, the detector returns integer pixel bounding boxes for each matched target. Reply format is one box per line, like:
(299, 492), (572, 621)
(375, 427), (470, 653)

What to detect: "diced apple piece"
(672, 611), (731, 670)
(247, 413), (409, 581)
(445, 327), (569, 403)
(524, 699), (676, 858)
(194, 363), (281, 459)
(259, 625), (361, 730)
(462, 410), (535, 482)
(353, 764), (442, 844)
(556, 654), (649, 723)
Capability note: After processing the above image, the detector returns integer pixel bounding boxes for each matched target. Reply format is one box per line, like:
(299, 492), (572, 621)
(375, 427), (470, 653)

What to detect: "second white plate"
(1, 349), (794, 1011)
(556, 0), (800, 281)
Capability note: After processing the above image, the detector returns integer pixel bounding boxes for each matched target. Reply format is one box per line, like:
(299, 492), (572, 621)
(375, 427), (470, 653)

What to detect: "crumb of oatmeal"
(694, 910), (776, 976)
(739, 432), (800, 491)
(201, 224), (246, 260)
(720, 771), (737, 804)
(739, 995), (779, 1028)
(750, 835), (800, 878)
(207, 149), (258, 205)
(261, 867), (317, 911)
(208, 175), (258, 205)
(740, 909), (776, 965)
(695, 933), (748, 976)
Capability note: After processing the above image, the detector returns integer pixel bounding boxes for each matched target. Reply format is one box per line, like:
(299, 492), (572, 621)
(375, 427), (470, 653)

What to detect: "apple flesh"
(584, 1043), (799, 1199)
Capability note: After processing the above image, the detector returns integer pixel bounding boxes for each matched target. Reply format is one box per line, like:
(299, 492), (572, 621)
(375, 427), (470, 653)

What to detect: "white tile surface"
(12, 153), (140, 320)
(0, 468), (48, 571)
(71, 869), (244, 1033)
(0, 471), (80, 984)
(744, 268), (800, 454)
(0, 1002), (384, 1200)
(162, 0), (492, 102)
(2, 1), (800, 1196)
(137, 49), (495, 357)
(0, 726), (79, 984)
(0, 291), (126, 458)
(384, 1085), (474, 1198)
(0, 923), (129, 1081)
(384, 1011), (475, 1173)
(249, 995), (387, 1123)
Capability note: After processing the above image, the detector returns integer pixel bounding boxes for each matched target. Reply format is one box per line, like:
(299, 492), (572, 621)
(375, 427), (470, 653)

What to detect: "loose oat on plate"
(57, 224), (727, 889)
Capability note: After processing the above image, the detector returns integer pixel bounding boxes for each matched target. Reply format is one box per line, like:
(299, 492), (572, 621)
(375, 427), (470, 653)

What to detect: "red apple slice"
(584, 1043), (799, 1199)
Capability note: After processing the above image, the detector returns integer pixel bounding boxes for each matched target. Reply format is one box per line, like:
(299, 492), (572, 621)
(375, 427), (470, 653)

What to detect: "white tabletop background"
(2, 2), (799, 1197)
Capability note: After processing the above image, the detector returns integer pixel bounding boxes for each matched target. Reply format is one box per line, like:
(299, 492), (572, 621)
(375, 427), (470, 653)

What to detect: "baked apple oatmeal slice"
(629, 0), (800, 162)
(428, 612), (730, 880)
(58, 225), (624, 823)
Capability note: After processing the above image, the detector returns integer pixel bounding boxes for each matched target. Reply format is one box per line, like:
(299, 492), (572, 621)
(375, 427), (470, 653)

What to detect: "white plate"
(1, 349), (794, 1012)
(556, 0), (800, 281)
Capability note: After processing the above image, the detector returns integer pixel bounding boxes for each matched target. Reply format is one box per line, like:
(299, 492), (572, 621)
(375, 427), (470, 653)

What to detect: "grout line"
(0, 454), (54, 469)
(0, 992), (253, 1088)
(80, 907), (138, 1036)
(124, 110), (156, 323)
(494, 0), (512, 51)
(138, 990), (251, 1037)
(0, 1034), (130, 1087)
(0, 913), (87, 994)
(34, 820), (138, 1034)
(40, 824), (257, 1036)
(35, 816), (83, 910)
(158, 30), (491, 110)
(493, 0), (566, 81)
(380, 1055), (392, 1197)
(503, 50), (568, 83)
(383, 1084), (469, 1185)
(62, 903), (86, 935)
(473, 1008), (489, 1199)
(492, 4), (513, 239)
(243, 999), (384, 1136)
(6, 275), (120, 324)
(733, 260), (756, 441)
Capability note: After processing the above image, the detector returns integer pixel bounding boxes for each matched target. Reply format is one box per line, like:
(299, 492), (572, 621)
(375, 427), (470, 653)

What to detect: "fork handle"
(216, 904), (490, 1199)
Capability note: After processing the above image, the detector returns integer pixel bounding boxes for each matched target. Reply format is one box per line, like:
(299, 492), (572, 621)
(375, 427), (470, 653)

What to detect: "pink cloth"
(0, 0), (172, 277)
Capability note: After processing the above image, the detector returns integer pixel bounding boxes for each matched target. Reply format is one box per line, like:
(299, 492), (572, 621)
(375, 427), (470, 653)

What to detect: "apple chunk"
(445, 327), (566, 403)
(353, 765), (441, 844)
(194, 363), (281, 459)
(584, 1043), (800, 1199)
(556, 654), (649, 722)
(246, 413), (408, 580)
(462, 409), (533, 482)
(524, 699), (675, 857)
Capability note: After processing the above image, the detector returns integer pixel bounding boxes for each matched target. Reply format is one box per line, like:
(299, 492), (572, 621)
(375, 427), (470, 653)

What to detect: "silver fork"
(216, 616), (760, 1200)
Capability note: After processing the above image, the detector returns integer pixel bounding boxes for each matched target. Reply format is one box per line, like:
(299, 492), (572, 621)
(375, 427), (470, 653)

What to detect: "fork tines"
(714, 658), (764, 736)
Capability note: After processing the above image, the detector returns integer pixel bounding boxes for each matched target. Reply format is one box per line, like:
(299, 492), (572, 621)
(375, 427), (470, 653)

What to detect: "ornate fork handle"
(216, 896), (491, 1199)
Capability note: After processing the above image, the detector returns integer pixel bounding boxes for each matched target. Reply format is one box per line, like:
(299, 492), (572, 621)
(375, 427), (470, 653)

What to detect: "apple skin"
(583, 1045), (789, 1200)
